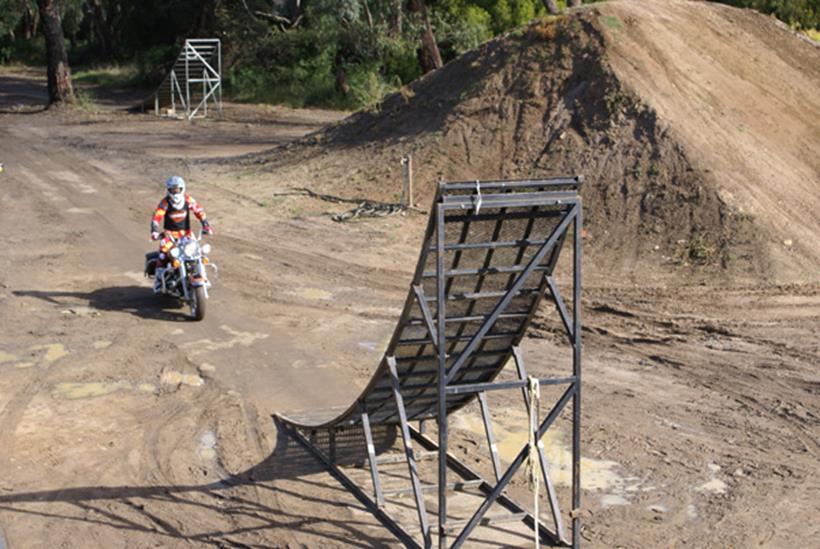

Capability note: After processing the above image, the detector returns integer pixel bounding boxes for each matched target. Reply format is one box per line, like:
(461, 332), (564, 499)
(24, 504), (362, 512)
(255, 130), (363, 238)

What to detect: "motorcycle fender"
(189, 276), (206, 288)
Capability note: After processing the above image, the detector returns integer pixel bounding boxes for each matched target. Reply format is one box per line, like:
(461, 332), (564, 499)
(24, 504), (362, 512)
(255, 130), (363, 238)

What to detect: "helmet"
(165, 176), (186, 209)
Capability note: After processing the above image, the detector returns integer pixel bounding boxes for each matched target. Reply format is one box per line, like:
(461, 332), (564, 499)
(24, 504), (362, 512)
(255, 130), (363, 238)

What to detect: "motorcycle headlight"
(170, 247), (181, 258)
(183, 242), (198, 256)
(201, 243), (211, 254)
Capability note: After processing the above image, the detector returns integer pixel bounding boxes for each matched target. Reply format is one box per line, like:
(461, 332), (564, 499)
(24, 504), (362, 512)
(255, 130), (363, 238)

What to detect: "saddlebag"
(144, 251), (160, 277)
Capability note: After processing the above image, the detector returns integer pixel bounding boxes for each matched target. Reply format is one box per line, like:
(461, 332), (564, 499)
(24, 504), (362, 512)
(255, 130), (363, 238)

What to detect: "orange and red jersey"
(151, 194), (207, 233)
(152, 194), (210, 258)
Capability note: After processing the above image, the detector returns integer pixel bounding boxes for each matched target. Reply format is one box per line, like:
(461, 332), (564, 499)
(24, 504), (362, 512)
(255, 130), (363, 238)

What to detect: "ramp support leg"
(572, 206), (583, 549)
(477, 391), (502, 482)
(435, 203), (448, 548)
(388, 356), (432, 548)
(512, 346), (568, 543)
(361, 410), (385, 508)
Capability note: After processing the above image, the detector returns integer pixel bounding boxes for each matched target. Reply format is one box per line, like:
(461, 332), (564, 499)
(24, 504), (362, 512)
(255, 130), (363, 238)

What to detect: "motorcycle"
(144, 231), (216, 321)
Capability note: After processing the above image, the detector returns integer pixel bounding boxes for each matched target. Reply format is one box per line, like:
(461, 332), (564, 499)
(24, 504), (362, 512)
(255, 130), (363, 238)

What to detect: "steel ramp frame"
(147, 39), (222, 120)
(276, 177), (582, 548)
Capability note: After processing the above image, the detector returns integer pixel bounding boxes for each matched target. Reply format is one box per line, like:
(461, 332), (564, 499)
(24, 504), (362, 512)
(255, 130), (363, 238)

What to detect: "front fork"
(178, 261), (190, 301)
(187, 259), (210, 299)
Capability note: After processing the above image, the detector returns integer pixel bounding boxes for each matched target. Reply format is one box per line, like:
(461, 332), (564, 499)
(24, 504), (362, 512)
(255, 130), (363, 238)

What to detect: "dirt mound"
(249, 0), (819, 283)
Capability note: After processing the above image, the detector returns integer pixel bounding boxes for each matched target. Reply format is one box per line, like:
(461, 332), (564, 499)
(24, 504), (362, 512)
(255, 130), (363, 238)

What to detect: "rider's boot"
(153, 268), (164, 294)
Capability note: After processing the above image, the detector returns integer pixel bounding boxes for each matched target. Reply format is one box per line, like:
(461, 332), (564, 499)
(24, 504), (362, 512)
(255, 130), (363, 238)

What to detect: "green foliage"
(710, 0), (819, 29)
(598, 15), (623, 31)
(4, 0), (815, 110)
(435, 1), (494, 56)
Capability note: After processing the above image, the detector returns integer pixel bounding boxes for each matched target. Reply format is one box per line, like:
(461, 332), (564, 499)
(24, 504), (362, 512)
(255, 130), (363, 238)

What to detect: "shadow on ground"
(0, 421), (400, 547)
(13, 286), (191, 322)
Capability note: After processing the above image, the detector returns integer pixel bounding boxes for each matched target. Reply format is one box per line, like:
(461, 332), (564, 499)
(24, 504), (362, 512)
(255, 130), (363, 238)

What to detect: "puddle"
(358, 341), (378, 352)
(54, 382), (127, 399)
(33, 343), (69, 364)
(697, 462), (728, 494)
(455, 412), (643, 507)
(93, 340), (112, 350)
(687, 504), (698, 519)
(601, 494), (629, 508)
(289, 287), (333, 301)
(198, 431), (218, 461)
(456, 414), (623, 490)
(161, 371), (204, 387)
(696, 478), (727, 494)
(183, 325), (267, 356)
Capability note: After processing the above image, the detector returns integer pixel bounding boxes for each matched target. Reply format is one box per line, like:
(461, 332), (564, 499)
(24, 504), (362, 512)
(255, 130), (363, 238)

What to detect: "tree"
(408, 0), (442, 73)
(568, 0), (582, 8)
(542, 0), (560, 15)
(36, 0), (74, 105)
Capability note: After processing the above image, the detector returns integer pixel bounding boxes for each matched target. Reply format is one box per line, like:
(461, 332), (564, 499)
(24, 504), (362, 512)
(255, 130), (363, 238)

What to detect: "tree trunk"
(408, 0), (442, 74)
(362, 0), (374, 31)
(21, 0), (40, 39)
(86, 0), (113, 60)
(542, 0), (560, 15)
(568, 0), (583, 7)
(334, 53), (350, 97)
(36, 0), (74, 106)
(391, 0), (402, 35)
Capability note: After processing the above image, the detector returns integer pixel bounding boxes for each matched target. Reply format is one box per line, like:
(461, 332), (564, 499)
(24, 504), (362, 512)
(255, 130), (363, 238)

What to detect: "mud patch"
(161, 371), (204, 387)
(198, 431), (218, 461)
(455, 413), (625, 492)
(289, 287), (334, 301)
(183, 325), (268, 356)
(53, 382), (128, 399)
(697, 478), (728, 495)
(33, 343), (68, 364)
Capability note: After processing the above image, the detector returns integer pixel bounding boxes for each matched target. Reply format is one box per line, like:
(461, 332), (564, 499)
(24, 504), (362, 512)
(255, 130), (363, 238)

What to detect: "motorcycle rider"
(150, 176), (213, 289)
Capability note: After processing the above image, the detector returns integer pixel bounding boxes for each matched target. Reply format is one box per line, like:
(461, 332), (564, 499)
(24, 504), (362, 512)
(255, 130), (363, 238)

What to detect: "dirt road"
(0, 70), (818, 548)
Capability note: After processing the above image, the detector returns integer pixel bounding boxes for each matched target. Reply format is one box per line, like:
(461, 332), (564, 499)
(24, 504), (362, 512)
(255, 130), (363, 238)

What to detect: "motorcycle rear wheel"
(190, 286), (206, 321)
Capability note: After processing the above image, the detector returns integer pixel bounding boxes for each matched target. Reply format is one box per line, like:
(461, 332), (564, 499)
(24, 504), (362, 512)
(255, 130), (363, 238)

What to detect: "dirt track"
(1, 9), (819, 549)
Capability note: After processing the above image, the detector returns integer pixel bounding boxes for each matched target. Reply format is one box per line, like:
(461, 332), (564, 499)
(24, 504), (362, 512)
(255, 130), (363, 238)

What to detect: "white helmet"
(165, 176), (186, 209)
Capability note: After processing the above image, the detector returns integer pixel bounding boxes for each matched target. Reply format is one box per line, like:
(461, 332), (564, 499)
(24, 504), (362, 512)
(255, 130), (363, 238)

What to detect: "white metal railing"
(151, 39), (222, 120)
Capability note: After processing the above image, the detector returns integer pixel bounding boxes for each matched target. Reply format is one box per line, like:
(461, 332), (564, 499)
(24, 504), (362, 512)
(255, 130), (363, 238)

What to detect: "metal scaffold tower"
(148, 39), (222, 120)
(276, 177), (584, 548)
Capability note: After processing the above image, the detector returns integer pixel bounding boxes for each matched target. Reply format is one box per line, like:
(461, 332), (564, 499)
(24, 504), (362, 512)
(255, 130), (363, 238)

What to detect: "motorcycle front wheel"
(190, 286), (206, 321)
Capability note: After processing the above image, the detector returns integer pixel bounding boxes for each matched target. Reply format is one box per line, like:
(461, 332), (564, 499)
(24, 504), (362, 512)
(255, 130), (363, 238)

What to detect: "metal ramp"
(146, 39), (222, 120)
(276, 176), (583, 548)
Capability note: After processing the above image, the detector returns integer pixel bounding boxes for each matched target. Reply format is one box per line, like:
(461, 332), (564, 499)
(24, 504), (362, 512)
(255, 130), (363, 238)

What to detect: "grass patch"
(598, 15), (623, 32)
(676, 233), (716, 265)
(73, 88), (98, 111)
(805, 29), (820, 42)
(72, 65), (146, 88)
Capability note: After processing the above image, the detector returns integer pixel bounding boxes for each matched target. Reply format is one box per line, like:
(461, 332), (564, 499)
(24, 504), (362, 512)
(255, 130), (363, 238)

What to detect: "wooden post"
(401, 154), (414, 208)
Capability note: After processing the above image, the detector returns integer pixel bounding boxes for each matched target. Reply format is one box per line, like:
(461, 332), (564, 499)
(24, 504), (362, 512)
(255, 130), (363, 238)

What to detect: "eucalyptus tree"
(36, 0), (74, 105)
